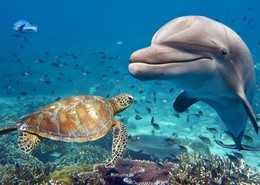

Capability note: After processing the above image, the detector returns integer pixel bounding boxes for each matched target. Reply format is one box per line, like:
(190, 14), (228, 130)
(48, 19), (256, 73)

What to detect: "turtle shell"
(17, 95), (115, 142)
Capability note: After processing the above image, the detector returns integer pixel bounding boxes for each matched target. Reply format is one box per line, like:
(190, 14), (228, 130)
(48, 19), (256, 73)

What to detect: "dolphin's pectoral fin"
(173, 91), (199, 113)
(236, 90), (259, 134)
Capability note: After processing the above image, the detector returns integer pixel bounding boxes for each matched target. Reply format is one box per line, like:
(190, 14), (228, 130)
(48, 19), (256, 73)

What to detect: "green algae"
(48, 164), (95, 184)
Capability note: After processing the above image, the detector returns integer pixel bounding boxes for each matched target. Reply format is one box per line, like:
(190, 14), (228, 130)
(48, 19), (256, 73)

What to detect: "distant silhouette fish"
(13, 20), (38, 33)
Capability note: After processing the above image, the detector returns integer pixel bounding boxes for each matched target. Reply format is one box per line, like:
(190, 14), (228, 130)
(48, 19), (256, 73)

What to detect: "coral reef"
(69, 154), (260, 185)
(168, 153), (260, 184)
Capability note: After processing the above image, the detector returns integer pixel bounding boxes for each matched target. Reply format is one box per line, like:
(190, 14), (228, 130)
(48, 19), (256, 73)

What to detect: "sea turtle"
(0, 93), (134, 168)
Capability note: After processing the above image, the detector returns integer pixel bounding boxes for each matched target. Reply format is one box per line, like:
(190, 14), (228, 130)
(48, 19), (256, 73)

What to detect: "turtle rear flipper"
(18, 132), (42, 153)
(105, 121), (127, 168)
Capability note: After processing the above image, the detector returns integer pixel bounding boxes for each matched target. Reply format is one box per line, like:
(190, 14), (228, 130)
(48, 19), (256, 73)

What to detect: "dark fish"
(139, 90), (144, 94)
(243, 135), (253, 143)
(24, 36), (28, 41)
(198, 110), (203, 116)
(206, 127), (218, 134)
(146, 106), (151, 114)
(151, 116), (160, 130)
(50, 63), (59, 67)
(128, 135), (140, 141)
(226, 153), (239, 165)
(71, 55), (78, 59)
(34, 59), (44, 64)
(178, 145), (188, 153)
(55, 97), (61, 101)
(135, 109), (140, 114)
(16, 59), (22, 63)
(137, 149), (143, 154)
(247, 7), (253, 11)
(135, 115), (142, 120)
(198, 135), (211, 144)
(248, 19), (253, 25)
(45, 51), (49, 55)
(38, 75), (51, 84)
(232, 151), (243, 159)
(186, 114), (190, 123)
(19, 43), (24, 48)
(130, 85), (134, 90)
(113, 71), (120, 74)
(174, 113), (180, 118)
(169, 88), (174, 93)
(194, 113), (200, 118)
(20, 92), (27, 96)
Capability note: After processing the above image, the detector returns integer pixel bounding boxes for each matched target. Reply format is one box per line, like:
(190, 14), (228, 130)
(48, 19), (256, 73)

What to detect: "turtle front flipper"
(105, 121), (127, 168)
(18, 131), (43, 153)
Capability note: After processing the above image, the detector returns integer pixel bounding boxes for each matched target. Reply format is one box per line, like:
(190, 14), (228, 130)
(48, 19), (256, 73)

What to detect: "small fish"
(206, 127), (218, 134)
(38, 75), (51, 84)
(247, 7), (253, 11)
(198, 110), (203, 116)
(139, 90), (144, 94)
(232, 151), (243, 159)
(169, 88), (174, 93)
(113, 71), (120, 75)
(135, 109), (140, 114)
(226, 153), (239, 165)
(146, 106), (151, 114)
(178, 144), (188, 153)
(137, 149), (143, 154)
(34, 59), (44, 64)
(151, 116), (160, 130)
(128, 135), (140, 141)
(198, 135), (211, 144)
(135, 115), (142, 120)
(55, 97), (61, 101)
(20, 92), (27, 96)
(130, 85), (134, 90)
(174, 113), (180, 118)
(71, 55), (78, 59)
(243, 135), (253, 143)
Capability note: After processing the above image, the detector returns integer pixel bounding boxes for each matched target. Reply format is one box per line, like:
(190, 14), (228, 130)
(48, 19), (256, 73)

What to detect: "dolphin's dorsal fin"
(236, 90), (259, 134)
(173, 90), (199, 112)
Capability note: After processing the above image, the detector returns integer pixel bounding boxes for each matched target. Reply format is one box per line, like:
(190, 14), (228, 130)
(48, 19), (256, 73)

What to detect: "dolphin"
(128, 16), (259, 151)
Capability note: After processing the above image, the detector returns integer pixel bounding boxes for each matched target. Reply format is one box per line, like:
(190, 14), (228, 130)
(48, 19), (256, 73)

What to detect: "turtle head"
(109, 94), (134, 114)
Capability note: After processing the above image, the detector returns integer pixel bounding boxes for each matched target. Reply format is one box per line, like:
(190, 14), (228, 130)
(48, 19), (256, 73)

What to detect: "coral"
(168, 153), (260, 184)
(0, 162), (52, 184)
(95, 159), (172, 185)
(48, 164), (95, 185)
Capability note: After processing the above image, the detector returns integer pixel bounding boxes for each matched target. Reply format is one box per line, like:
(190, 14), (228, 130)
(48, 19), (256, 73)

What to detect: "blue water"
(0, 0), (260, 182)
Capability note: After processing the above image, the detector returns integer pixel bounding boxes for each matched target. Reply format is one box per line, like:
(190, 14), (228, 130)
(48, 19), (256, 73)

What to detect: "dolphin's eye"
(221, 48), (228, 56)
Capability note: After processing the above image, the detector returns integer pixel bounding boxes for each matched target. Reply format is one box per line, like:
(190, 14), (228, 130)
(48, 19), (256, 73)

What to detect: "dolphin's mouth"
(130, 56), (211, 65)
(128, 56), (213, 81)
